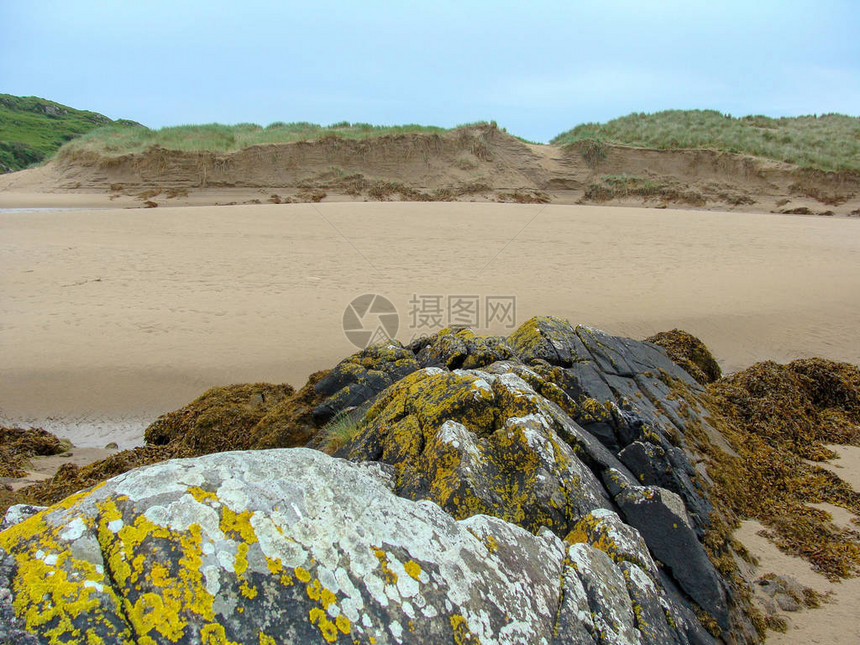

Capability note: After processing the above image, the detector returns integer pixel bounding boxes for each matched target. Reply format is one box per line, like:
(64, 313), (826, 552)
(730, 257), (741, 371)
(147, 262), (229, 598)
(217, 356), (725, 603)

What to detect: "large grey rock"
(1, 449), (724, 644)
(1, 449), (567, 643)
(2, 318), (759, 642)
(566, 543), (639, 644)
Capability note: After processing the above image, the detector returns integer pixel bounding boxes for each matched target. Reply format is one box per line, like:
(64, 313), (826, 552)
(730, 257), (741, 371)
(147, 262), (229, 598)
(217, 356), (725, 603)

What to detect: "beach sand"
(2, 200), (859, 448)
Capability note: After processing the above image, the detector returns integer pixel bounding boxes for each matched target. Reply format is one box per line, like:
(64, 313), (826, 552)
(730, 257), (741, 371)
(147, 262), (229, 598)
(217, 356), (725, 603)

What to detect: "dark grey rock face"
(312, 341), (419, 422)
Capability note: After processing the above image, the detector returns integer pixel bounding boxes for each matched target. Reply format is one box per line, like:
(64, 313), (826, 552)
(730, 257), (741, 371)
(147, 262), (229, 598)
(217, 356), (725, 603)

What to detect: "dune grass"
(552, 110), (860, 173)
(6, 92), (857, 175)
(57, 120), (469, 157)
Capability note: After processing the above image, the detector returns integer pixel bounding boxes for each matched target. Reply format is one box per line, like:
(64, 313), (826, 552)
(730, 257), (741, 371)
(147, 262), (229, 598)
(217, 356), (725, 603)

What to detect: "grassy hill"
(551, 110), (860, 173)
(55, 120), (468, 158)
(0, 94), (137, 172)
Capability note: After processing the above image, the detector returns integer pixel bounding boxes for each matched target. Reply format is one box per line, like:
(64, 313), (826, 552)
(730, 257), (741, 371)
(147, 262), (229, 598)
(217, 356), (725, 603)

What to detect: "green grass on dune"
(56, 120), (477, 158)
(0, 94), (132, 172)
(3, 92), (857, 176)
(551, 109), (860, 173)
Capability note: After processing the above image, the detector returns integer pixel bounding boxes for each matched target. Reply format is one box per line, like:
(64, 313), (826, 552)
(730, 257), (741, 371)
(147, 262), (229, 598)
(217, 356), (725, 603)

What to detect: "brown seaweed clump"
(699, 358), (860, 579)
(0, 426), (68, 478)
(711, 358), (860, 459)
(143, 382), (296, 452)
(647, 328), (722, 384)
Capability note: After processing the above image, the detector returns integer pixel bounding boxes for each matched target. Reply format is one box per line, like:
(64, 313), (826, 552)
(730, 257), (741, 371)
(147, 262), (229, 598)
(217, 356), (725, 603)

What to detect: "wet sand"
(1, 201), (859, 447)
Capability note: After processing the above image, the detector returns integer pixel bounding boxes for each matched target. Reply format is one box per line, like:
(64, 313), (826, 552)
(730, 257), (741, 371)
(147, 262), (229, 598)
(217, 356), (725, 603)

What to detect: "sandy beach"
(2, 200), (859, 448)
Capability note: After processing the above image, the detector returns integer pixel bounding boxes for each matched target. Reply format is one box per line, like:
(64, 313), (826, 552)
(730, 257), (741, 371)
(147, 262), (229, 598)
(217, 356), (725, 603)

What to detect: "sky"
(1, 0), (858, 142)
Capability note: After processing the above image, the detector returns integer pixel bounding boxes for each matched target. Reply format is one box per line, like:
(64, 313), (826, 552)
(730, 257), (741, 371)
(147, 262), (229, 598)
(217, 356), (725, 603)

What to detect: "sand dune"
(3, 124), (859, 215)
(1, 200), (858, 448)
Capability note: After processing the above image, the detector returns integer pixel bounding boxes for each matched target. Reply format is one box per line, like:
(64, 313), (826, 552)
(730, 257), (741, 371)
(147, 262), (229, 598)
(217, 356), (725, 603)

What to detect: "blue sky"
(1, 1), (857, 142)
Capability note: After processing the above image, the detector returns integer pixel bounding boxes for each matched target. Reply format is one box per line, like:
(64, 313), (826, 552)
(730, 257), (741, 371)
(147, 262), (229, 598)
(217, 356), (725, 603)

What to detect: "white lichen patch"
(59, 517), (87, 542)
(436, 420), (482, 461)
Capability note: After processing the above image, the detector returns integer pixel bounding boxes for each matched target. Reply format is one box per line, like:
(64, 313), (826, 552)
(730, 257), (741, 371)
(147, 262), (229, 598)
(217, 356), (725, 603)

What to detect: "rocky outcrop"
(326, 318), (742, 640)
(14, 315), (859, 642)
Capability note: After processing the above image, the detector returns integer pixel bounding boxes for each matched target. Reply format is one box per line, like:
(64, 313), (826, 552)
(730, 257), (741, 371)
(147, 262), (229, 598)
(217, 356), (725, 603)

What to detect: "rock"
(104, 442), (119, 450)
(566, 543), (639, 644)
(312, 341), (419, 423)
(757, 574), (806, 612)
(415, 327), (517, 370)
(618, 441), (713, 532)
(340, 366), (614, 537)
(5, 318), (779, 642)
(0, 448), (715, 644)
(508, 315), (589, 366)
(565, 509), (657, 578)
(0, 544), (41, 645)
(617, 561), (682, 645)
(615, 485), (729, 633)
(0, 504), (46, 532)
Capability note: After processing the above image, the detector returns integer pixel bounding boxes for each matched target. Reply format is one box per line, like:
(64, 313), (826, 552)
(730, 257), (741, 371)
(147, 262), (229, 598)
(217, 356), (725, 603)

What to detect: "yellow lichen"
(0, 511), (133, 643)
(188, 486), (218, 505)
(309, 606), (339, 642)
(295, 566), (312, 583)
(336, 614), (351, 635)
(95, 499), (217, 641)
(484, 535), (499, 553)
(234, 542), (250, 575)
(200, 623), (240, 645)
(450, 613), (481, 644)
(304, 577), (337, 610)
(258, 632), (277, 645)
(239, 580), (258, 599)
(220, 506), (258, 545)
(372, 547), (398, 584)
(266, 556), (294, 586)
(129, 593), (184, 641)
(149, 563), (171, 588)
(403, 559), (422, 581)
